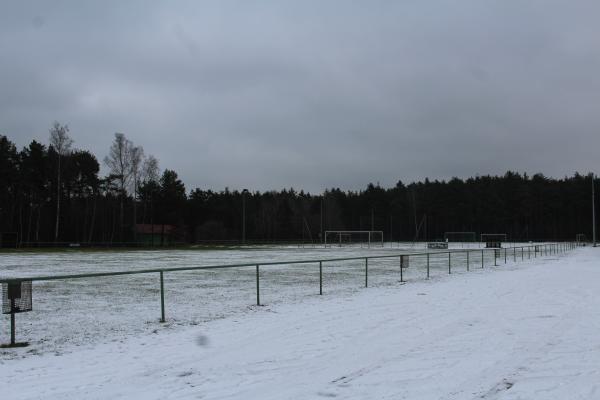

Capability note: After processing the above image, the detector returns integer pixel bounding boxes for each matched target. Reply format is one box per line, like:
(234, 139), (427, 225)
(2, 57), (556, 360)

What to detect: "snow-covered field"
(0, 242), (537, 356)
(1, 242), (588, 399)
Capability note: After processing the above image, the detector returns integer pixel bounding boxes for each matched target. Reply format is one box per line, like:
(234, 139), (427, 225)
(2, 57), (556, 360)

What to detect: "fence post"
(504, 248), (507, 264)
(10, 307), (15, 346)
(427, 253), (430, 279)
(400, 256), (404, 282)
(467, 250), (470, 271)
(365, 258), (368, 288)
(528, 246), (531, 259)
(521, 247), (524, 261)
(448, 252), (451, 274)
(481, 249), (484, 268)
(256, 265), (260, 306)
(319, 261), (323, 295)
(514, 247), (516, 262)
(159, 271), (165, 323)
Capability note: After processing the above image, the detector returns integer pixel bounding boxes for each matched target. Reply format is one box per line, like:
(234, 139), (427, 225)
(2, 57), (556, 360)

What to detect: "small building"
(0, 232), (18, 248)
(134, 224), (176, 246)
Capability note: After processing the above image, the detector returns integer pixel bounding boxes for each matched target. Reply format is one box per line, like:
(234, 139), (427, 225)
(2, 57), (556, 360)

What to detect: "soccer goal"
(324, 231), (384, 248)
(444, 232), (476, 242)
(481, 233), (507, 248)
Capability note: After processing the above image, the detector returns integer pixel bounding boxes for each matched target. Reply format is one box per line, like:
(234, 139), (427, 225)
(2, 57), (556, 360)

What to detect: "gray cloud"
(1, 1), (599, 192)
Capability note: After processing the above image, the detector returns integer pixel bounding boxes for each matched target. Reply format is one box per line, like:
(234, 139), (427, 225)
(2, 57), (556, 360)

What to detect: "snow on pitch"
(2, 245), (599, 399)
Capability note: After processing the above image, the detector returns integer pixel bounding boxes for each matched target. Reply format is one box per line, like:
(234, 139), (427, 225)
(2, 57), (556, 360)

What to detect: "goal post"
(481, 233), (507, 248)
(444, 232), (476, 242)
(324, 231), (384, 248)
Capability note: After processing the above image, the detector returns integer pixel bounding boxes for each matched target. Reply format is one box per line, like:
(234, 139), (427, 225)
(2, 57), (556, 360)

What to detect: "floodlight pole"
(593, 174), (597, 247)
(320, 197), (324, 244)
(242, 189), (249, 245)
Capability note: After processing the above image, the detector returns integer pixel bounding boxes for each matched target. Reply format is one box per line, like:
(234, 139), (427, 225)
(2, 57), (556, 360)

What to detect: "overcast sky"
(1, 1), (599, 193)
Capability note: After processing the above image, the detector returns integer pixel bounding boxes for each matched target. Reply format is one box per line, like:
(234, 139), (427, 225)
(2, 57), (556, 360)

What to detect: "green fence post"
(10, 308), (15, 346)
(467, 251), (470, 271)
(319, 261), (323, 295)
(365, 258), (368, 288)
(504, 248), (507, 264)
(448, 252), (451, 274)
(159, 271), (165, 323)
(400, 256), (404, 283)
(256, 265), (260, 306)
(481, 249), (484, 268)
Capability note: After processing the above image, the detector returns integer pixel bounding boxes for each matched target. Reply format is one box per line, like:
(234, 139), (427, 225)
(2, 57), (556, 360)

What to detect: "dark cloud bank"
(1, 1), (599, 193)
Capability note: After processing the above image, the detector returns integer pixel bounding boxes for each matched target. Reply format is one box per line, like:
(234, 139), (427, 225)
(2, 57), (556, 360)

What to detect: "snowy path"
(1, 247), (598, 399)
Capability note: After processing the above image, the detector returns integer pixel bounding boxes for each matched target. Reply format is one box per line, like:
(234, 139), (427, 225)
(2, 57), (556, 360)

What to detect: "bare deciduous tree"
(130, 145), (144, 241)
(142, 155), (159, 184)
(49, 121), (73, 241)
(104, 132), (132, 241)
(141, 155), (160, 241)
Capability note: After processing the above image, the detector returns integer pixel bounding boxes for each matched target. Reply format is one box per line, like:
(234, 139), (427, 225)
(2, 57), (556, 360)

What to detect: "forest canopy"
(0, 129), (596, 245)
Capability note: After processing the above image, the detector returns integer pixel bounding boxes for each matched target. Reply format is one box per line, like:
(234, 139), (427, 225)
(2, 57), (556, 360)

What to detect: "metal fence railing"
(0, 242), (579, 347)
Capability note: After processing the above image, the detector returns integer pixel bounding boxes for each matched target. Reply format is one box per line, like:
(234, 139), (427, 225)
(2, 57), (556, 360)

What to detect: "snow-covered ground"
(1, 243), (588, 399)
(0, 242), (540, 356)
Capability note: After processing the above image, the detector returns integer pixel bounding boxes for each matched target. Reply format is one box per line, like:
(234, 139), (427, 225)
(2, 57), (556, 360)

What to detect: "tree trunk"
(88, 194), (97, 243)
(35, 205), (41, 242)
(26, 198), (33, 243)
(54, 155), (61, 241)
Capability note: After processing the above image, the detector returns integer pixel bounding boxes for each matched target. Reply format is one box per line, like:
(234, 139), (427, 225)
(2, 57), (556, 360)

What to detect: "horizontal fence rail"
(0, 242), (580, 346)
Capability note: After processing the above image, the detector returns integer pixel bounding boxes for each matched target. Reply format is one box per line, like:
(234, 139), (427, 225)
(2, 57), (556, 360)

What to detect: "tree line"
(0, 124), (597, 245)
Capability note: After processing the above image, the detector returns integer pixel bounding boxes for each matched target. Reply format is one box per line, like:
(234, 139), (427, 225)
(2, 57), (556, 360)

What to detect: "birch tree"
(104, 132), (132, 241)
(49, 122), (73, 241)
(129, 145), (144, 241)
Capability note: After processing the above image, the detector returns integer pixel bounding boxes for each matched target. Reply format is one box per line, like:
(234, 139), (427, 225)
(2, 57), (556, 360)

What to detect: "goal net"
(324, 231), (384, 247)
(444, 232), (476, 242)
(481, 233), (507, 248)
